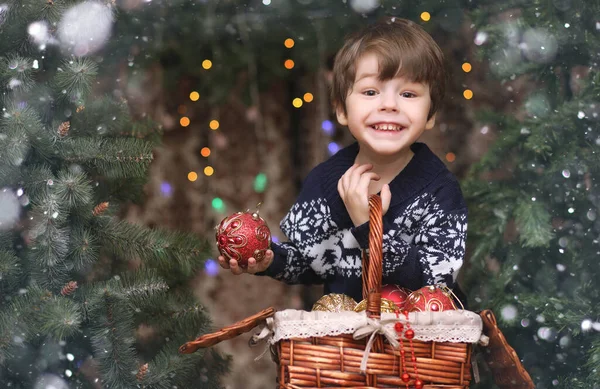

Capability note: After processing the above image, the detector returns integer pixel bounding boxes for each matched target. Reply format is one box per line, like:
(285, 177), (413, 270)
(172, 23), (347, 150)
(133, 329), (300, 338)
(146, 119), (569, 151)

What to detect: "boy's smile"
(336, 52), (436, 165)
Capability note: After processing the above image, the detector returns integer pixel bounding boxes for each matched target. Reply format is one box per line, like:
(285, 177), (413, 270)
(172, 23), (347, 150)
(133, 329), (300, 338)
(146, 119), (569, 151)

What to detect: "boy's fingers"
(229, 259), (244, 275)
(337, 177), (346, 198)
(349, 164), (374, 188)
(247, 257), (258, 274)
(355, 172), (380, 193)
(218, 256), (230, 269)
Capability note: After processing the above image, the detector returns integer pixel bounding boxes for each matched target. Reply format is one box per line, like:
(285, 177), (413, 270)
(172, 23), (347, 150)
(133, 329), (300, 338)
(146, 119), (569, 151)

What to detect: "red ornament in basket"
(380, 284), (410, 310)
(215, 205), (271, 269)
(404, 284), (459, 312)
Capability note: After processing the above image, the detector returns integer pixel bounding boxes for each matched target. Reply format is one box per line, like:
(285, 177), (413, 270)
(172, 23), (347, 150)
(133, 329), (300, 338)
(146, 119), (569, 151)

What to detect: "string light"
(284, 59), (295, 69)
(462, 62), (472, 73)
(303, 93), (314, 102)
(209, 120), (220, 130)
(446, 152), (456, 162)
(200, 147), (211, 157)
(284, 38), (295, 48)
(190, 91), (200, 101)
(204, 166), (214, 176)
(420, 12), (431, 21)
(187, 171), (198, 181)
(202, 59), (212, 69)
(180, 117), (190, 127)
(463, 89), (473, 100)
(292, 98), (303, 108)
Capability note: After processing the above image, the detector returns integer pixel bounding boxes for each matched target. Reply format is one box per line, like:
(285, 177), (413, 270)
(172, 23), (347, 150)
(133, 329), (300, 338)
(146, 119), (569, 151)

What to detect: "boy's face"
(336, 52), (436, 160)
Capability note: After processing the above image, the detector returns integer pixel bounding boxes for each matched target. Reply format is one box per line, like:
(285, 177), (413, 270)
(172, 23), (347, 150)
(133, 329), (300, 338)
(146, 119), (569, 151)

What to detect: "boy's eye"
(401, 92), (416, 98)
(363, 90), (377, 96)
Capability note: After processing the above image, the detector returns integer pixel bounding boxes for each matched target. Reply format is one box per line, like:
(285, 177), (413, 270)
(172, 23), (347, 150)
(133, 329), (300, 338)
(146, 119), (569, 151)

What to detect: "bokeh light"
(180, 117), (190, 127)
(202, 59), (212, 69)
(322, 120), (334, 135)
(160, 182), (172, 197)
(187, 171), (198, 181)
(284, 59), (295, 69)
(205, 259), (219, 276)
(303, 93), (314, 102)
(200, 147), (211, 157)
(212, 197), (225, 212)
(209, 120), (220, 130)
(420, 12), (431, 21)
(190, 91), (200, 101)
(204, 166), (214, 176)
(328, 142), (340, 155)
(284, 38), (295, 48)
(445, 152), (456, 162)
(292, 98), (303, 108)
(463, 89), (473, 100)
(254, 173), (268, 193)
(462, 62), (472, 72)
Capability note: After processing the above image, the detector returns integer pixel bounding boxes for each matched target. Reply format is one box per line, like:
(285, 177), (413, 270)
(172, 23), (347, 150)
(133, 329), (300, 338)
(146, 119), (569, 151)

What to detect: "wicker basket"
(180, 195), (482, 388)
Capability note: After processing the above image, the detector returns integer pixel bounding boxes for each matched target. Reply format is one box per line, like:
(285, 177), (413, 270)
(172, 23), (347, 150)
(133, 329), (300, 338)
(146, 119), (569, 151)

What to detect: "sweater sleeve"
(256, 166), (336, 285)
(351, 177), (467, 289)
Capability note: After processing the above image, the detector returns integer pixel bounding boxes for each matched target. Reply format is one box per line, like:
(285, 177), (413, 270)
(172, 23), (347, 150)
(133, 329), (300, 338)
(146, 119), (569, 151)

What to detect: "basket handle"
(179, 307), (275, 354)
(361, 194), (383, 319)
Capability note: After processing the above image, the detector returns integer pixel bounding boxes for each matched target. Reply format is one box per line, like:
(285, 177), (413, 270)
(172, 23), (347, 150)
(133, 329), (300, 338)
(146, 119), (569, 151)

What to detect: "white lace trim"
(270, 309), (482, 344)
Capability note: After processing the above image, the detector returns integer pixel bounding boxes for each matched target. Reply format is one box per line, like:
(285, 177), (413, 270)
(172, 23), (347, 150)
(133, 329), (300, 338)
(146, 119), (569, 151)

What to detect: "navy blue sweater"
(259, 142), (467, 303)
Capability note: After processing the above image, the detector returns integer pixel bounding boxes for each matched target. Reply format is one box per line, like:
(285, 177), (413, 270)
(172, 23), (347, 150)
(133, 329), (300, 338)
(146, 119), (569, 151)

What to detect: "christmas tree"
(0, 1), (228, 388)
(463, 1), (600, 387)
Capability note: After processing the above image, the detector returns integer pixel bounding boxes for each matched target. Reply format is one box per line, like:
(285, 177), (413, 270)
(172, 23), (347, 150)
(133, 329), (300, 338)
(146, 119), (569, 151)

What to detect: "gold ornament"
(312, 294), (358, 312)
(354, 298), (399, 313)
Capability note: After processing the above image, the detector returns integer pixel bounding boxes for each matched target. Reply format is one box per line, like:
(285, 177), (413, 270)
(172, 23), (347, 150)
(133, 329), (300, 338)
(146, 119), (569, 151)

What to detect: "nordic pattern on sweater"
(259, 142), (467, 303)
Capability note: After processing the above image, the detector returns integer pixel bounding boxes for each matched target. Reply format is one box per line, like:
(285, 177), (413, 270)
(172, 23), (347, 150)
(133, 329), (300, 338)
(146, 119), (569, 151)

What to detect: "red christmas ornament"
(404, 329), (415, 340)
(381, 284), (410, 310)
(404, 285), (458, 312)
(215, 207), (271, 268)
(414, 379), (424, 389)
(394, 322), (404, 333)
(401, 372), (410, 382)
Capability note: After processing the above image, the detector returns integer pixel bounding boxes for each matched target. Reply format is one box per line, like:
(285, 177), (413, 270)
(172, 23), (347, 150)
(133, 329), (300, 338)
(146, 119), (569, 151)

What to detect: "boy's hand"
(217, 250), (274, 275)
(338, 164), (391, 226)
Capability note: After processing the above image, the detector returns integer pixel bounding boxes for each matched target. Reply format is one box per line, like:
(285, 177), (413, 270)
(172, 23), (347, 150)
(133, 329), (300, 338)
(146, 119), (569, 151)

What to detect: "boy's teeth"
(373, 124), (402, 131)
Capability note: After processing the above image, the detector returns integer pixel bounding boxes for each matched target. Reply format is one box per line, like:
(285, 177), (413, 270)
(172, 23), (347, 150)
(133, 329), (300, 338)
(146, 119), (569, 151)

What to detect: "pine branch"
(0, 249), (22, 292)
(59, 137), (154, 179)
(514, 198), (554, 248)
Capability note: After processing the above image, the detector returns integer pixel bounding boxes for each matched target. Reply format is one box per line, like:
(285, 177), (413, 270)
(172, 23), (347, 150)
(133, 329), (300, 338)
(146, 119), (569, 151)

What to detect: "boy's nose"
(379, 93), (399, 112)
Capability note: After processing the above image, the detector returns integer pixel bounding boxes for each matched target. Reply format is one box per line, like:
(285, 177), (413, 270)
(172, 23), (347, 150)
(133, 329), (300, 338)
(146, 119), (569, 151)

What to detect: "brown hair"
(331, 17), (446, 119)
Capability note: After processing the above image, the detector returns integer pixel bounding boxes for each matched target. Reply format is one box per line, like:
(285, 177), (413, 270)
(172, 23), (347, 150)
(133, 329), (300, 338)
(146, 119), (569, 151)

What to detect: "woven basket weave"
(180, 195), (476, 388)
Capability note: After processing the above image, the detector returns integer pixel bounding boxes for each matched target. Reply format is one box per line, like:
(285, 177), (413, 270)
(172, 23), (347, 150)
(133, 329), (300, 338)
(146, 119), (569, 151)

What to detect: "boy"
(218, 17), (467, 304)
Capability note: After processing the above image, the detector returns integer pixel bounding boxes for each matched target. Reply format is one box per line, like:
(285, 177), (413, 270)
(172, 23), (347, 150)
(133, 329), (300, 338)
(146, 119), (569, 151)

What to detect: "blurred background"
(1, 0), (599, 388)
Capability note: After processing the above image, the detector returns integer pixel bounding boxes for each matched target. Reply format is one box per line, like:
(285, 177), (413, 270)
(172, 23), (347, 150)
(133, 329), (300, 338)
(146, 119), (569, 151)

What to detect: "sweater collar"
(323, 142), (446, 226)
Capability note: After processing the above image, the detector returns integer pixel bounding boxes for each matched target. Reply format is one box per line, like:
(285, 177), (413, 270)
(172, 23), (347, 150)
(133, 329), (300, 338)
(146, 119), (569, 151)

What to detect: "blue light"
(328, 142), (340, 155)
(321, 120), (334, 135)
(271, 236), (280, 244)
(160, 182), (172, 197)
(205, 258), (219, 276)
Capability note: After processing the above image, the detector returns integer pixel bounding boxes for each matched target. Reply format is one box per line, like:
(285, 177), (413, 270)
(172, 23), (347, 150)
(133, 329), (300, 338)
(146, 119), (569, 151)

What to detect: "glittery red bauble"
(404, 285), (458, 312)
(381, 284), (410, 310)
(215, 210), (271, 268)
(401, 372), (410, 382)
(414, 379), (424, 389)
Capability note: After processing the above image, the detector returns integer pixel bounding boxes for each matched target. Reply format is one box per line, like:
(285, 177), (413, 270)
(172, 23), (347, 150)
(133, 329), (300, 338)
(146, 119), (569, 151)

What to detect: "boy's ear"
(425, 113), (436, 130)
(335, 104), (348, 126)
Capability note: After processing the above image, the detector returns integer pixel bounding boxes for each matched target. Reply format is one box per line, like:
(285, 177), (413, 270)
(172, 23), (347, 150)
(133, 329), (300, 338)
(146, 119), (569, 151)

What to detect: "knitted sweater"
(259, 142), (467, 303)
